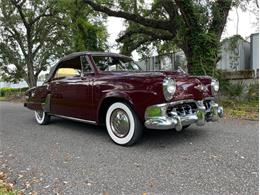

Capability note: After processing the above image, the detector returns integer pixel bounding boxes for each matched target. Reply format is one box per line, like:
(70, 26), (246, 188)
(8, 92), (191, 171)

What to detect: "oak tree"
(0, 0), (108, 87)
(0, 0), (66, 87)
(84, 0), (251, 75)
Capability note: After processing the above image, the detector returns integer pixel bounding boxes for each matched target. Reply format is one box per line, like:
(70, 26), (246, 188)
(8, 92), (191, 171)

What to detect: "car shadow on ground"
(48, 116), (210, 148)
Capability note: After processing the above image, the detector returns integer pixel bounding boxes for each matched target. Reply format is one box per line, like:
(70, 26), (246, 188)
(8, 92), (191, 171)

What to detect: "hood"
(161, 71), (213, 100)
(150, 71), (213, 101)
(99, 71), (213, 101)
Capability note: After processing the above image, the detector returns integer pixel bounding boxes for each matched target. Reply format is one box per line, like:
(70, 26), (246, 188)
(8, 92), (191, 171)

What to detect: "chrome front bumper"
(144, 98), (224, 130)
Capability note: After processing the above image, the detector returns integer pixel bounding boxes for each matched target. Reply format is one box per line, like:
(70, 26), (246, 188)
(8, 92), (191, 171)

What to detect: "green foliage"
(58, 0), (107, 52)
(247, 83), (259, 101)
(221, 81), (244, 99)
(219, 76), (231, 92)
(86, 0), (257, 76)
(0, 87), (28, 97)
(220, 98), (259, 120)
(0, 0), (108, 87)
(0, 0), (68, 87)
(188, 32), (220, 76)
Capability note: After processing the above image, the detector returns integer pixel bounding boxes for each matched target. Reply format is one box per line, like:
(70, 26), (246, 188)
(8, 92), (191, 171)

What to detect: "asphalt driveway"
(0, 102), (258, 194)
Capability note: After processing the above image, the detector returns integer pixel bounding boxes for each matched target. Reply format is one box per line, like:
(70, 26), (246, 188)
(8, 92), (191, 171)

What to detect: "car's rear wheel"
(106, 102), (143, 146)
(34, 110), (50, 125)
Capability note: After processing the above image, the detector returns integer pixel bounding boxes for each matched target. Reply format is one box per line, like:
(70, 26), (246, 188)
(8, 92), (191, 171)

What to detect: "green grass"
(0, 188), (19, 195)
(0, 97), (6, 101)
(220, 99), (259, 120)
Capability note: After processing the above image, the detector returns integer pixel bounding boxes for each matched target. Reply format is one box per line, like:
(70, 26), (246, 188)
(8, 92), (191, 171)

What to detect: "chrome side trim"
(51, 114), (97, 124)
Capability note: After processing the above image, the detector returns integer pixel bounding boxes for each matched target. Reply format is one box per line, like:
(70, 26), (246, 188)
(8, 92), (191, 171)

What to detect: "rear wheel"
(34, 110), (50, 125)
(106, 102), (143, 146)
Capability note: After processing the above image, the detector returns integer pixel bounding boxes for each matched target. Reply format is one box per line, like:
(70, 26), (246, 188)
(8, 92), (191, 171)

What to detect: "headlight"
(211, 79), (219, 95)
(163, 77), (176, 101)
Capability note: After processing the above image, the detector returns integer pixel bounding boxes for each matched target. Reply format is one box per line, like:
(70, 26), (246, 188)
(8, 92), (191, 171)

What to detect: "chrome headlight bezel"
(163, 77), (176, 101)
(211, 79), (219, 95)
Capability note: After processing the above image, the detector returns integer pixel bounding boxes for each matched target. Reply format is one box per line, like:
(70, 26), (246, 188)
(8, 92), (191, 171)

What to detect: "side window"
(53, 56), (82, 80)
(81, 56), (92, 73)
(93, 56), (124, 71)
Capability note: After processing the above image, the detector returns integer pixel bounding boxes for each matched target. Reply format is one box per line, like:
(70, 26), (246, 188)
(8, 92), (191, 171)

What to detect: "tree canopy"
(84, 0), (256, 76)
(0, 0), (107, 87)
(58, 0), (107, 52)
(0, 0), (65, 87)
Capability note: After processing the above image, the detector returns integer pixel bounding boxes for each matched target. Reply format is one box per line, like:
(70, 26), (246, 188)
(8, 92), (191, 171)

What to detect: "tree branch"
(29, 3), (55, 25)
(174, 0), (200, 29)
(30, 13), (53, 25)
(32, 42), (43, 57)
(120, 36), (157, 55)
(117, 26), (173, 43)
(83, 0), (171, 31)
(4, 27), (27, 57)
(10, 0), (29, 28)
(160, 0), (178, 21)
(209, 0), (232, 40)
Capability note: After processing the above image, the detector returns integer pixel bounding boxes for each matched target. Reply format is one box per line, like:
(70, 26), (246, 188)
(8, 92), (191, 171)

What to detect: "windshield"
(92, 56), (141, 72)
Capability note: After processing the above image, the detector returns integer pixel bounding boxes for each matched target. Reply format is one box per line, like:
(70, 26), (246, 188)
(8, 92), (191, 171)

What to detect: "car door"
(49, 55), (94, 120)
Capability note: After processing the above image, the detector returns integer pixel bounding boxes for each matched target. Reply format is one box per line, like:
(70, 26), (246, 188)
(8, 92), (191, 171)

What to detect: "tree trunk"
(26, 28), (37, 88)
(182, 32), (219, 76)
(26, 59), (36, 88)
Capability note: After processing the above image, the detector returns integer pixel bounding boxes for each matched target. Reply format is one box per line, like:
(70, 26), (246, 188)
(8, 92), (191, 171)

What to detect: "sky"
(106, 6), (259, 60)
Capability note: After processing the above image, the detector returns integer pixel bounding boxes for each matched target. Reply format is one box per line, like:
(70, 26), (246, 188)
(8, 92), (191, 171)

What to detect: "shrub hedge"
(0, 87), (28, 97)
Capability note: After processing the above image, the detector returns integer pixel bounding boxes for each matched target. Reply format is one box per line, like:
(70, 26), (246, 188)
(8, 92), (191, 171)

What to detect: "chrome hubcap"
(110, 109), (130, 138)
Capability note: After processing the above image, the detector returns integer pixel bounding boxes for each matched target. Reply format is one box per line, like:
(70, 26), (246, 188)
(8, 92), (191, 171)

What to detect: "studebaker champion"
(24, 51), (224, 146)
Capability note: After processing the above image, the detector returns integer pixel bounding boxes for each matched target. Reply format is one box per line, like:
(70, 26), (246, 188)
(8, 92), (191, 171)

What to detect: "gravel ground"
(0, 102), (258, 194)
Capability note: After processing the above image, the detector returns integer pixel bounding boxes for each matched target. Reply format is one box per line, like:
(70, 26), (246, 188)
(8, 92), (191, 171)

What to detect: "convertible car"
(24, 51), (223, 146)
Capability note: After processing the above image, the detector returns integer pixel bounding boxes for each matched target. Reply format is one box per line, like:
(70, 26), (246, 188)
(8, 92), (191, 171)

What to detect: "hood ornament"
(194, 84), (208, 92)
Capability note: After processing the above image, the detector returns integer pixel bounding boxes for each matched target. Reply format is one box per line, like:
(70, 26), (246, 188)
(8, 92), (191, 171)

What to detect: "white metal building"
(217, 37), (251, 71)
(250, 33), (259, 74)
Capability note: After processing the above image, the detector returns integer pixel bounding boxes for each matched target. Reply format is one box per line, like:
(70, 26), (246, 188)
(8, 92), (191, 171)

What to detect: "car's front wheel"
(106, 102), (143, 146)
(34, 110), (50, 125)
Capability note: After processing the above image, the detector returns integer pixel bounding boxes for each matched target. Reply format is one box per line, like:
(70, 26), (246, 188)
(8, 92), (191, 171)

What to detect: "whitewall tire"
(34, 110), (50, 125)
(106, 102), (143, 146)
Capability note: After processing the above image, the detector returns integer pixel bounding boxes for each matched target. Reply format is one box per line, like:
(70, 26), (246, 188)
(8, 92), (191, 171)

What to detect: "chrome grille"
(167, 102), (197, 117)
(203, 100), (212, 111)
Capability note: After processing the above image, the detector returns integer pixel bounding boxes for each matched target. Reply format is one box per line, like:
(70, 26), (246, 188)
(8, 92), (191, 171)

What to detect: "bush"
(220, 81), (244, 99)
(247, 83), (259, 101)
(219, 78), (231, 94)
(0, 87), (28, 97)
(228, 82), (244, 98)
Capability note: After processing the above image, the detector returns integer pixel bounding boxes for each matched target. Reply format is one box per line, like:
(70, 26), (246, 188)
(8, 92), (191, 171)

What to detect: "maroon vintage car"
(24, 51), (223, 146)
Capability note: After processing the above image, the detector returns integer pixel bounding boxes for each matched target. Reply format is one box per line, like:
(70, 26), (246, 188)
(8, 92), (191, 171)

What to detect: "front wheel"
(34, 110), (50, 125)
(106, 102), (143, 146)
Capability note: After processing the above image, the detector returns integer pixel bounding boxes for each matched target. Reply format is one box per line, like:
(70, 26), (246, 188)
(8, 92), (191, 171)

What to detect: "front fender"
(96, 91), (134, 122)
(96, 88), (163, 124)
